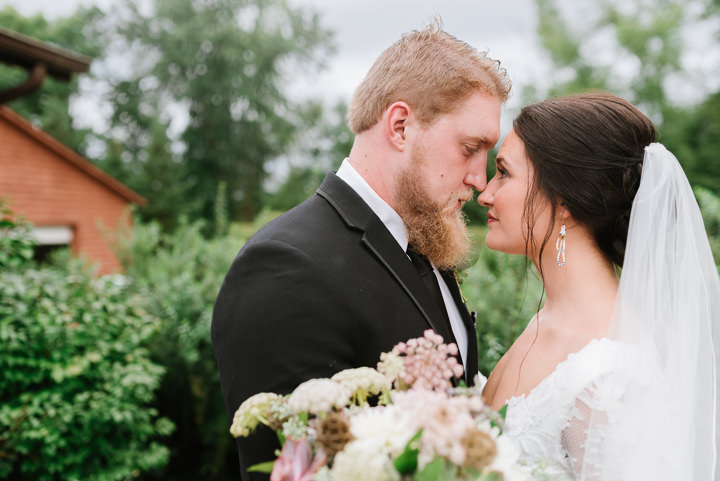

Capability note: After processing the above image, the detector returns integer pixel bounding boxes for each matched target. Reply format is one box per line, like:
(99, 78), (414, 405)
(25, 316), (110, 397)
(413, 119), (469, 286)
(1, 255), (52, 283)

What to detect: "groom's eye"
(463, 144), (480, 156)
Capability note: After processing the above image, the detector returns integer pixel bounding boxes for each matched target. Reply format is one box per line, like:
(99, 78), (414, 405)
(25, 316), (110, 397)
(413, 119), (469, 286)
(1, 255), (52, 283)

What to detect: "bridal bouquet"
(230, 330), (530, 481)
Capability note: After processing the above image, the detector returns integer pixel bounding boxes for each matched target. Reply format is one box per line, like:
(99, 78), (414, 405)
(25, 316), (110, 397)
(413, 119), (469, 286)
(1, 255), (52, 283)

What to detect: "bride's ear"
(557, 204), (572, 226)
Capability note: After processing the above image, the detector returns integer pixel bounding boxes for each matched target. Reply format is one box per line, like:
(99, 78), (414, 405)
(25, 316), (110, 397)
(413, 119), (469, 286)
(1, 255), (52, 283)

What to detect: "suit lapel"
(316, 173), (456, 343)
(361, 217), (456, 342)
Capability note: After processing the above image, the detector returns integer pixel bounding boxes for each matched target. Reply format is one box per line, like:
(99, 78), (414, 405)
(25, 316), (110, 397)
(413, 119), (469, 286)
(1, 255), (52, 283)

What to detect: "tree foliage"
(264, 100), (353, 211)
(534, 0), (687, 116)
(658, 92), (720, 193)
(532, 0), (720, 195)
(98, 0), (334, 225)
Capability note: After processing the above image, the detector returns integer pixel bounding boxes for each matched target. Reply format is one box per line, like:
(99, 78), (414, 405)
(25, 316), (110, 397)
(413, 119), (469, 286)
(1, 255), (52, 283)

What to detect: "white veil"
(574, 143), (720, 480)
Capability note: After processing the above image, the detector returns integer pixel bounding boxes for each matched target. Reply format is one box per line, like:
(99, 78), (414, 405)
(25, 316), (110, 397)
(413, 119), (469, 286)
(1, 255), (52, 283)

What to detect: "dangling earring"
(556, 221), (566, 267)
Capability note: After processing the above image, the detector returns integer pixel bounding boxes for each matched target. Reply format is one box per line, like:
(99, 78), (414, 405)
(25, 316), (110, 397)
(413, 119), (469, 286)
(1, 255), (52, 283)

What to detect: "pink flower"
(389, 330), (464, 390)
(270, 437), (327, 481)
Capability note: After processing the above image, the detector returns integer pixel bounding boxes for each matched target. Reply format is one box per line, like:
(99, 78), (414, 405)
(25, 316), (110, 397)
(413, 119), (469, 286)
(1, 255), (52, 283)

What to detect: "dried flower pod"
(461, 427), (497, 470)
(316, 411), (354, 457)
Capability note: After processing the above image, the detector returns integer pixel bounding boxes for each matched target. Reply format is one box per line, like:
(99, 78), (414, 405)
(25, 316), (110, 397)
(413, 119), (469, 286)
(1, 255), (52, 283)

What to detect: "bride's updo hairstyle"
(513, 93), (656, 267)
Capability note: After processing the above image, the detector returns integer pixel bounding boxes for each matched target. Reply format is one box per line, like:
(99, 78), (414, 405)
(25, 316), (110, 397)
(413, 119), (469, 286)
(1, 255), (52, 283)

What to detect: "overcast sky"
(285, 0), (545, 110)
(3, 0), (548, 134)
(5, 0), (720, 119)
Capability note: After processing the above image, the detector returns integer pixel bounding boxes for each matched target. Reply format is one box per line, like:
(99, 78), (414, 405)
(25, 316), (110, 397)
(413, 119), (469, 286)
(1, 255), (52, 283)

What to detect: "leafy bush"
(460, 232), (543, 376)
(0, 262), (171, 480)
(696, 187), (720, 265)
(114, 217), (252, 480)
(0, 202), (35, 270)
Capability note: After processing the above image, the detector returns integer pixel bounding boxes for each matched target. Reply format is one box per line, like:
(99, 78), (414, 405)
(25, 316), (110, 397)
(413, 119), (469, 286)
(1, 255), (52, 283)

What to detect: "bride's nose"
(477, 188), (493, 207)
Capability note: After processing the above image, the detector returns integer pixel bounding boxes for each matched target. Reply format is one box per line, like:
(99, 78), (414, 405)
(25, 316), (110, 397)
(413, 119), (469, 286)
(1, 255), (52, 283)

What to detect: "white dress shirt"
(335, 159), (469, 366)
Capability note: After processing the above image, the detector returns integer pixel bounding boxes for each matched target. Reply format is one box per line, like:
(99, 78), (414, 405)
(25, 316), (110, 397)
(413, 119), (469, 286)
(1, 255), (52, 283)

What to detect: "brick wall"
(0, 115), (134, 275)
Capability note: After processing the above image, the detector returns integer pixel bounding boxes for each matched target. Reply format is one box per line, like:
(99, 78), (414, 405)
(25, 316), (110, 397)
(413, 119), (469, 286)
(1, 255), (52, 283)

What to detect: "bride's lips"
(487, 213), (498, 224)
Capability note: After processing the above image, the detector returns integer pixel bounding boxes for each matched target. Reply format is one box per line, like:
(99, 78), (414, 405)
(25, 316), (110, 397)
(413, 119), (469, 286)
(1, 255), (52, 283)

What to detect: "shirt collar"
(336, 158), (408, 251)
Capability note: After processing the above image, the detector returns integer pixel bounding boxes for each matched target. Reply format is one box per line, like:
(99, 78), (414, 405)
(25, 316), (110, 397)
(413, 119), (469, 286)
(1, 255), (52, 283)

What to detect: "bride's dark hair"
(513, 92), (656, 268)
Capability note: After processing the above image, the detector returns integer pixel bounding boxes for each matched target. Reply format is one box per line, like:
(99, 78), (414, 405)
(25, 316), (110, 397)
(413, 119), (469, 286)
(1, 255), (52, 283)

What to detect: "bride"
(477, 93), (720, 480)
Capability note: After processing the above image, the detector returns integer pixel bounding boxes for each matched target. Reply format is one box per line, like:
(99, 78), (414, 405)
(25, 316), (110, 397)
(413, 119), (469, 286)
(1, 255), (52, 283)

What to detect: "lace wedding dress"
(502, 336), (620, 480)
(499, 330), (690, 481)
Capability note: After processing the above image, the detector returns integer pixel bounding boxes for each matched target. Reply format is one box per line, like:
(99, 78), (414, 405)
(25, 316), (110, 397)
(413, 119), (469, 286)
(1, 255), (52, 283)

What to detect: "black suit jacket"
(211, 172), (478, 480)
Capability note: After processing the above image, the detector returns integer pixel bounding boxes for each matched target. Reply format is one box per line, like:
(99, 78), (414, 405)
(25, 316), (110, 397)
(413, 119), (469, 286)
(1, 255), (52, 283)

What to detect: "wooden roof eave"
(0, 27), (91, 80)
(0, 27), (92, 104)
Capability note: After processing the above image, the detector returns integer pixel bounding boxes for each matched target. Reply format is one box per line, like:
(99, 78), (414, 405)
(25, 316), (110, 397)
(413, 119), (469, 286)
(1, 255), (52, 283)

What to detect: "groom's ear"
(384, 101), (412, 152)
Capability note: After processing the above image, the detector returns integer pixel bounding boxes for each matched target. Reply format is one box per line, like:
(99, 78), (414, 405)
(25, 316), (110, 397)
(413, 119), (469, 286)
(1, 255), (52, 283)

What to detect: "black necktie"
(406, 245), (451, 328)
(407, 246), (474, 385)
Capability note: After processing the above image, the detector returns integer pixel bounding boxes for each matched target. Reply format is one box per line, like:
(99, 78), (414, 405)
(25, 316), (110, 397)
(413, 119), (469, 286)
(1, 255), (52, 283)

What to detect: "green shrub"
(461, 233), (544, 376)
(0, 202), (35, 270)
(114, 217), (249, 480)
(0, 262), (172, 480)
(696, 187), (720, 265)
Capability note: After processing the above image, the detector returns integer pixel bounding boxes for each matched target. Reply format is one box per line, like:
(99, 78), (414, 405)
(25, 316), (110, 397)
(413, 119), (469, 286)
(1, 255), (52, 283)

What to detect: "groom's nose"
(464, 158), (487, 191)
(464, 172), (486, 191)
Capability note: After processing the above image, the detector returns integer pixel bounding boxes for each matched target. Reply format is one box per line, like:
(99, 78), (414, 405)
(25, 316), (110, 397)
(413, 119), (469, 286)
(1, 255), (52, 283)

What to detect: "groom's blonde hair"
(347, 19), (511, 134)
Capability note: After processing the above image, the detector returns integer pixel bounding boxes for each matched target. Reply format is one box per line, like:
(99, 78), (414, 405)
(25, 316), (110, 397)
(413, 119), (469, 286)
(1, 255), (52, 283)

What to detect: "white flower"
(330, 439), (400, 481)
(348, 404), (416, 455)
(313, 466), (333, 481)
(332, 367), (391, 404)
(281, 415), (310, 440)
(376, 351), (404, 382)
(230, 392), (279, 437)
(486, 435), (533, 481)
(287, 378), (351, 415)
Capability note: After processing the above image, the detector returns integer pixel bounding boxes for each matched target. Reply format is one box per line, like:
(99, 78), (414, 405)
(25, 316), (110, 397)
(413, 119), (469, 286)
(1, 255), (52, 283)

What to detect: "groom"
(212, 21), (510, 480)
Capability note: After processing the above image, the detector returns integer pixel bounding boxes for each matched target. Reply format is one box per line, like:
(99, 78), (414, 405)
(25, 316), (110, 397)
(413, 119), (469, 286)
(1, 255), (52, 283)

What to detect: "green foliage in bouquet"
(0, 248), (171, 480)
(394, 430), (422, 474)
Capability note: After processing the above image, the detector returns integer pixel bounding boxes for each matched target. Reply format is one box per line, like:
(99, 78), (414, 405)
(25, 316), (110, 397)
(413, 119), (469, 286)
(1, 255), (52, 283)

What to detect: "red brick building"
(0, 28), (144, 275)
(0, 106), (144, 275)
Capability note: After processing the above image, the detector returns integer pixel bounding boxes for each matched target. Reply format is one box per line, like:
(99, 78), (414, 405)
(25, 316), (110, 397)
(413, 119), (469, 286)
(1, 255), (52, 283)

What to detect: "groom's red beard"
(393, 157), (473, 271)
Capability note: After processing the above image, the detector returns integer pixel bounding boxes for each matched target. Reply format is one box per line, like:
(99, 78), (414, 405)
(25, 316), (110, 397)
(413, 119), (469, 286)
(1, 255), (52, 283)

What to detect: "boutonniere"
(454, 270), (468, 304)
